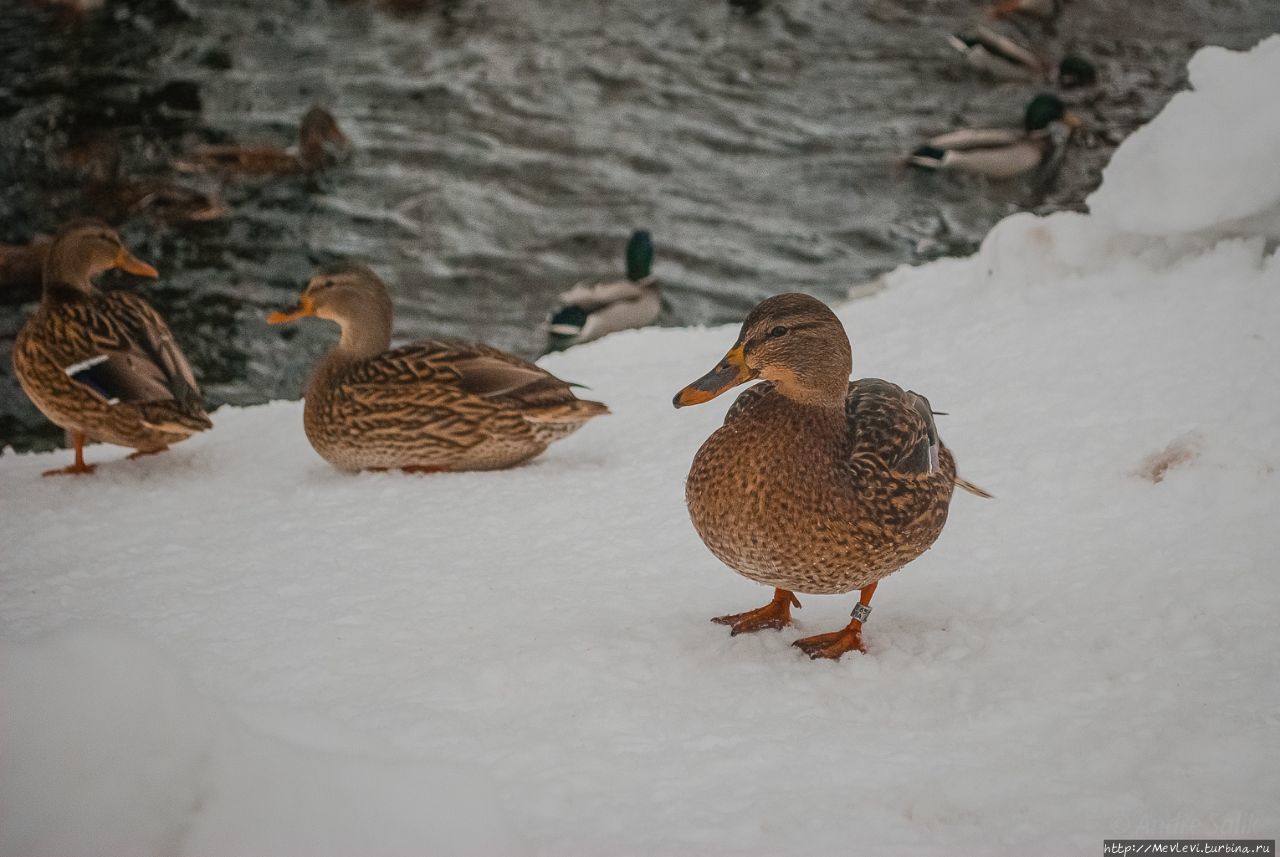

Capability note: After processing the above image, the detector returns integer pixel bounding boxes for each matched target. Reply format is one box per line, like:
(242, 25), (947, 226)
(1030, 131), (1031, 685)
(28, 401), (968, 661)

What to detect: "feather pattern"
(15, 289), (211, 450)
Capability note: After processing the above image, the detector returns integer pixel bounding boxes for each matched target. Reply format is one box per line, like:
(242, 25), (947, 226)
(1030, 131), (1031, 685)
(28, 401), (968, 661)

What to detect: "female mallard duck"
(674, 293), (989, 660)
(907, 93), (1081, 179)
(268, 262), (609, 472)
(947, 28), (1097, 88)
(83, 177), (228, 225)
(179, 106), (349, 176)
(544, 230), (661, 353)
(13, 221), (213, 476)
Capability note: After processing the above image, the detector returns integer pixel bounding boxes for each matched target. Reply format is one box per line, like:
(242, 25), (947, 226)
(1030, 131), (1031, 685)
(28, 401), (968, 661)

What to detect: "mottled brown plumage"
(12, 221), (212, 475)
(179, 107), (349, 176)
(269, 263), (609, 472)
(674, 293), (987, 659)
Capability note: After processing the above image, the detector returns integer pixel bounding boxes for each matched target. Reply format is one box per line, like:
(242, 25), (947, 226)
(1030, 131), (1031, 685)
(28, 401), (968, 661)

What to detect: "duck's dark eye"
(768, 325), (788, 338)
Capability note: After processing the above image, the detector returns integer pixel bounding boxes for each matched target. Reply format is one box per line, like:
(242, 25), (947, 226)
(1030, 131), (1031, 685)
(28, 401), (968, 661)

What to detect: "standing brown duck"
(178, 106), (349, 176)
(674, 293), (988, 660)
(12, 221), (213, 476)
(268, 263), (609, 472)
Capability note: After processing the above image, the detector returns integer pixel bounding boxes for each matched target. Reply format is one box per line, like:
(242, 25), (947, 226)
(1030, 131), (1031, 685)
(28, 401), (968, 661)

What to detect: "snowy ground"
(3, 37), (1279, 857)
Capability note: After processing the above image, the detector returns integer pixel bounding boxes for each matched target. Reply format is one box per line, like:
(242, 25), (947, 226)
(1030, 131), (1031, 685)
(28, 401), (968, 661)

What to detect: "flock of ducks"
(8, 0), (1063, 661)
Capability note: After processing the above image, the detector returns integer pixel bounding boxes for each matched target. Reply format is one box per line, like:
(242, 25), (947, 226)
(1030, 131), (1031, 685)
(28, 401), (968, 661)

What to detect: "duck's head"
(1056, 55), (1098, 89)
(268, 261), (393, 357)
(625, 229), (654, 281)
(1024, 93), (1081, 133)
(298, 106), (350, 170)
(43, 219), (158, 295)
(674, 293), (852, 408)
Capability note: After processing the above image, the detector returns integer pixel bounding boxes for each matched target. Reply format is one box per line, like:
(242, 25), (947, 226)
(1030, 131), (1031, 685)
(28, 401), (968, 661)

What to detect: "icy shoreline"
(4, 37), (1279, 857)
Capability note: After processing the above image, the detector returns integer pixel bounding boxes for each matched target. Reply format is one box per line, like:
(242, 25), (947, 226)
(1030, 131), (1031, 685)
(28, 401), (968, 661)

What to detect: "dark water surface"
(2, 0), (1276, 451)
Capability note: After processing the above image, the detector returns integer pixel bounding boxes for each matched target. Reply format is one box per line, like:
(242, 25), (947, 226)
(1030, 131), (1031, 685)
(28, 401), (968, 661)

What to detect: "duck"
(947, 27), (1097, 88)
(544, 230), (661, 353)
(178, 106), (349, 176)
(83, 177), (228, 225)
(12, 220), (213, 476)
(0, 237), (51, 301)
(985, 0), (1061, 20)
(673, 293), (989, 660)
(268, 262), (609, 472)
(906, 93), (1081, 179)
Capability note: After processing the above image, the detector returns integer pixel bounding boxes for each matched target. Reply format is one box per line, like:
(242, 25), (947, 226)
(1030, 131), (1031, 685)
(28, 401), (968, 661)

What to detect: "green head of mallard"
(674, 293), (852, 408)
(625, 229), (654, 282)
(1024, 93), (1082, 133)
(1057, 55), (1098, 89)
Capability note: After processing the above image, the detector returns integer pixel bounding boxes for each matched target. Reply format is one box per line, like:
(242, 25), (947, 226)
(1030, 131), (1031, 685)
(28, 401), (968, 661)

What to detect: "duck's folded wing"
(927, 126), (1025, 150)
(72, 294), (206, 415)
(844, 379), (938, 476)
(975, 26), (1043, 69)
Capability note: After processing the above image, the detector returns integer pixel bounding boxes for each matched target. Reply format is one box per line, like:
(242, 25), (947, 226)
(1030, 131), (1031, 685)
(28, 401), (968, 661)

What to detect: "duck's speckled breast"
(684, 387), (955, 595)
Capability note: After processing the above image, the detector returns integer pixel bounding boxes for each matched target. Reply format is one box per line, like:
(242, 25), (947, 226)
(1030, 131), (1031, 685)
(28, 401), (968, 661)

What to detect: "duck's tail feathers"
(908, 145), (948, 171)
(955, 476), (994, 499)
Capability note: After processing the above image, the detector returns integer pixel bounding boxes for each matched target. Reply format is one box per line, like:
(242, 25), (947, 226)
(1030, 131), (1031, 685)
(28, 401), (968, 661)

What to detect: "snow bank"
(0, 631), (522, 857)
(1088, 35), (1280, 239)
(3, 37), (1279, 857)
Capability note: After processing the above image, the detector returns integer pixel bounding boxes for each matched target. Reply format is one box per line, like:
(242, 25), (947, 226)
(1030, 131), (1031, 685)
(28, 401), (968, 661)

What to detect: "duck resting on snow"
(674, 293), (989, 660)
(544, 229), (661, 353)
(178, 106), (349, 176)
(947, 27), (1097, 87)
(12, 220), (212, 476)
(907, 93), (1081, 179)
(269, 262), (609, 472)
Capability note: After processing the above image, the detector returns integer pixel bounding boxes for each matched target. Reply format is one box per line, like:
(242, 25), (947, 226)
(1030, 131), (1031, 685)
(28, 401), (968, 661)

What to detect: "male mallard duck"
(268, 262), (609, 472)
(178, 106), (349, 176)
(947, 28), (1097, 88)
(12, 221), (213, 476)
(674, 293), (989, 660)
(986, 0), (1061, 20)
(907, 93), (1081, 179)
(544, 230), (660, 353)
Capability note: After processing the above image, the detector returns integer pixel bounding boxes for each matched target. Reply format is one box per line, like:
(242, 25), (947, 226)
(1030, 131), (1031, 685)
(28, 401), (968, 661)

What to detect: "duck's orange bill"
(1063, 111), (1084, 129)
(267, 295), (315, 324)
(114, 248), (159, 278)
(673, 343), (751, 408)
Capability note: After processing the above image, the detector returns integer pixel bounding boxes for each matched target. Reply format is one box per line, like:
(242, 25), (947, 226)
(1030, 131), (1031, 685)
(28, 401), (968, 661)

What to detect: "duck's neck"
(41, 258), (94, 305)
(333, 314), (392, 362)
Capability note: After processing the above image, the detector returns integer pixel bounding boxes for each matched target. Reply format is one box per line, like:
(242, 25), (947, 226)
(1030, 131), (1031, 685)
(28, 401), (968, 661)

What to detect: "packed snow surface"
(3, 37), (1279, 857)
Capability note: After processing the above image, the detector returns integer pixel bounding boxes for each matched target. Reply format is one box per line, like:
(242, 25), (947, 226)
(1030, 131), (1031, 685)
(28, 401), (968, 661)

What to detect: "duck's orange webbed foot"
(793, 582), (878, 661)
(712, 588), (800, 636)
(793, 626), (866, 660)
(127, 445), (170, 461)
(43, 431), (95, 477)
(42, 461), (97, 477)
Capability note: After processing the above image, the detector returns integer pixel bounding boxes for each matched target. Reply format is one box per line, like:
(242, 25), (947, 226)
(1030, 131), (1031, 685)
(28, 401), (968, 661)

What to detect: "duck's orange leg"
(127, 445), (171, 461)
(712, 588), (801, 636)
(42, 431), (96, 477)
(793, 583), (878, 660)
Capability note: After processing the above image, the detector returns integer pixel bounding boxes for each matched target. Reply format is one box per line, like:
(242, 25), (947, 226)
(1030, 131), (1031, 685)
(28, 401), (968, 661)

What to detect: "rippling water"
(1, 0), (1276, 451)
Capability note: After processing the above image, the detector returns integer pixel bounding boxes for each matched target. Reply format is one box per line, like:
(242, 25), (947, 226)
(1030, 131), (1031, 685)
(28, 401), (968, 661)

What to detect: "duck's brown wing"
(341, 341), (606, 432)
(844, 378), (939, 477)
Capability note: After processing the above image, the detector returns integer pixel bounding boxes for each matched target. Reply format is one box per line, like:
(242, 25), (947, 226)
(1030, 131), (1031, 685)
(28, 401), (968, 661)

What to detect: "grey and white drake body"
(908, 93), (1081, 179)
(947, 28), (1097, 87)
(544, 230), (660, 353)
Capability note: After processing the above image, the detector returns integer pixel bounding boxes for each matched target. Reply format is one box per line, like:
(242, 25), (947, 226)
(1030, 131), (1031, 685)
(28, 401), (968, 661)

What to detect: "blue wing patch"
(64, 355), (121, 405)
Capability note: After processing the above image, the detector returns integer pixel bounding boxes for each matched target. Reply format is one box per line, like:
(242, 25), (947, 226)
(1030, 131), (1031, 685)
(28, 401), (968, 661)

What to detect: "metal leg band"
(851, 603), (872, 623)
